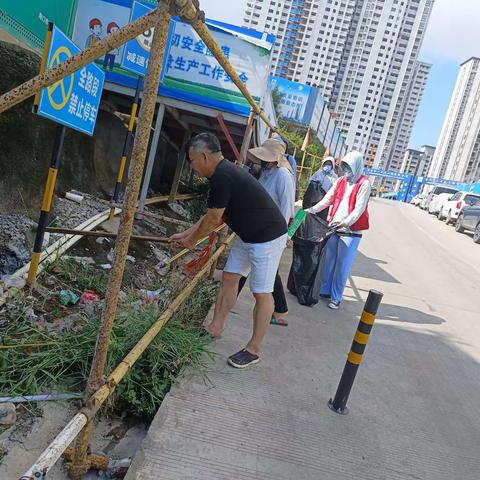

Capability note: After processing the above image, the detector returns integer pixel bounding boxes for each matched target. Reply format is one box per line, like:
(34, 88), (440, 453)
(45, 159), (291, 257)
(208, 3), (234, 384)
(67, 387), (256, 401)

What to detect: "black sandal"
(227, 349), (260, 369)
(199, 328), (215, 339)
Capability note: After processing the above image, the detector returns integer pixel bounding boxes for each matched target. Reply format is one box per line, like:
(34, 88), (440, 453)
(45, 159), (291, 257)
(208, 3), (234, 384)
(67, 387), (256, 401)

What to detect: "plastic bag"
(59, 289), (80, 306)
(287, 214), (329, 306)
(302, 181), (328, 220)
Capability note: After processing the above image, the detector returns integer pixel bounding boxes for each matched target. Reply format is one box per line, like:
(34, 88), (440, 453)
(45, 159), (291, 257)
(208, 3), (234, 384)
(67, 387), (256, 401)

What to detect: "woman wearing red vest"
(306, 151), (371, 309)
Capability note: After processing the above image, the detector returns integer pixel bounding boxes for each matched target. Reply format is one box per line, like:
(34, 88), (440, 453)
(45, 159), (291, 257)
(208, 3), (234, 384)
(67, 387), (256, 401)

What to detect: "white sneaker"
(328, 300), (340, 310)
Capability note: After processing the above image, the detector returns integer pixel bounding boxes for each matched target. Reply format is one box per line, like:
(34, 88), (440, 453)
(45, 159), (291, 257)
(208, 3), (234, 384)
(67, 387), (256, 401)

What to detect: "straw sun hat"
(247, 138), (294, 174)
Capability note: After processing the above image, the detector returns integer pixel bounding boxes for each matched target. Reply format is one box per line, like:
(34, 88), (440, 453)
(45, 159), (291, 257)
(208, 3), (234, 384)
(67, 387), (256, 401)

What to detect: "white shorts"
(224, 234), (288, 294)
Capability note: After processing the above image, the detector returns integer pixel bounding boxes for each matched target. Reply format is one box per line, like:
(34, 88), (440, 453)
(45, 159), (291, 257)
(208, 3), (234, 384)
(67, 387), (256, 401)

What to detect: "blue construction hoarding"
(71, 0), (274, 117)
(364, 167), (480, 202)
(364, 168), (414, 202)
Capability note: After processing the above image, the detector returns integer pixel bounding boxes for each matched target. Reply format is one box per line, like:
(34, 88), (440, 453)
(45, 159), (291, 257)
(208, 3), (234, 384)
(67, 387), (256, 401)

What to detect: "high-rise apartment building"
(243, 0), (359, 101)
(428, 58), (480, 183)
(401, 148), (422, 175)
(400, 145), (435, 177)
(243, 0), (434, 169)
(380, 61), (432, 172)
(332, 0), (434, 168)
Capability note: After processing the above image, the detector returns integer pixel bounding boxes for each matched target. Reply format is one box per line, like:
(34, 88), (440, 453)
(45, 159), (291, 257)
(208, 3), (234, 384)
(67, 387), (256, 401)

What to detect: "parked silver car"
(456, 203), (480, 243)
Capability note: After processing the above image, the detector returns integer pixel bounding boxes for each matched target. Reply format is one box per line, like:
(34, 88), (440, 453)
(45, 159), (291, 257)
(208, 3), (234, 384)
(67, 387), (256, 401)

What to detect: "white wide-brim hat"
(248, 139), (293, 174)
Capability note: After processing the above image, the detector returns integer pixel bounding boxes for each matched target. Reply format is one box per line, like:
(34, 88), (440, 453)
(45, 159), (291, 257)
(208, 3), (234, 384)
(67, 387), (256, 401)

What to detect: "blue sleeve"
(287, 155), (297, 183)
(276, 169), (296, 221)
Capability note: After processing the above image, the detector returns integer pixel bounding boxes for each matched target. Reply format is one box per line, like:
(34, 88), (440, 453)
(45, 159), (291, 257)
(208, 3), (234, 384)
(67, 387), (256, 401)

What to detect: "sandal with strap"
(270, 315), (288, 326)
(199, 328), (215, 339)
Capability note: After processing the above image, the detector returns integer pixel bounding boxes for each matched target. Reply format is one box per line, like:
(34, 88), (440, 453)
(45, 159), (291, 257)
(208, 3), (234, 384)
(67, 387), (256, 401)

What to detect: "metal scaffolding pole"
(333, 134), (342, 158)
(316, 102), (327, 136)
(68, 3), (172, 478)
(174, 0), (277, 134)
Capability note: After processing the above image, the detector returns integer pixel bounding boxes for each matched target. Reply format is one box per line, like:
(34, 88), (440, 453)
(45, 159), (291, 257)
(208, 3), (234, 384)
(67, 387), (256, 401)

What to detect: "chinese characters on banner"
(164, 21), (252, 89)
(160, 19), (270, 115)
(68, 67), (101, 121)
(165, 33), (249, 85)
(37, 25), (105, 135)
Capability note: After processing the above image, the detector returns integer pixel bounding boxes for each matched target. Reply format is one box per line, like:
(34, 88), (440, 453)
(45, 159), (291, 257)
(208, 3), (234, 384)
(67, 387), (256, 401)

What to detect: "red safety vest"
(329, 175), (370, 231)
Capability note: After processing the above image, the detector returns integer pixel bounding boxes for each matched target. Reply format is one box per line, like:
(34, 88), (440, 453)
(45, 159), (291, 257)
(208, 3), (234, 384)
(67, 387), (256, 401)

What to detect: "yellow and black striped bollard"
(328, 289), (383, 415)
(108, 76), (143, 221)
(27, 126), (66, 286)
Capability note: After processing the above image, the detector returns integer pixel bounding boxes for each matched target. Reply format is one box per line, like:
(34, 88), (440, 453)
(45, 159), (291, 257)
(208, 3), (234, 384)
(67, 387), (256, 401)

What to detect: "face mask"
(342, 165), (354, 181)
(260, 161), (270, 171)
(323, 165), (333, 174)
(249, 164), (262, 178)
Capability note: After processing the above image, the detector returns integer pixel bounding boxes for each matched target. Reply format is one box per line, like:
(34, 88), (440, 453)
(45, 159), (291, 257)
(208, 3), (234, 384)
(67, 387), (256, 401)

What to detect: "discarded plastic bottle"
(288, 209), (307, 238)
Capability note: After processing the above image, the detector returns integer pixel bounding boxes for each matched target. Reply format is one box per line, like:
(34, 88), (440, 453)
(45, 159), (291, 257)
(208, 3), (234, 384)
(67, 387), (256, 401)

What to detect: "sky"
(199, 0), (480, 150)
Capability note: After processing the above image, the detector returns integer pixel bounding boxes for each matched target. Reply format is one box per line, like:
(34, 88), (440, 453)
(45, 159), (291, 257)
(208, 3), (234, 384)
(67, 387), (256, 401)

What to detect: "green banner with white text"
(0, 0), (77, 51)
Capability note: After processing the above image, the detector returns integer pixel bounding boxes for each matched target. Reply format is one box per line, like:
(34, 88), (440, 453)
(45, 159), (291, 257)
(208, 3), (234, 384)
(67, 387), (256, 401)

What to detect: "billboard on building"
(270, 75), (312, 124)
(270, 74), (347, 155)
(71, 0), (273, 117)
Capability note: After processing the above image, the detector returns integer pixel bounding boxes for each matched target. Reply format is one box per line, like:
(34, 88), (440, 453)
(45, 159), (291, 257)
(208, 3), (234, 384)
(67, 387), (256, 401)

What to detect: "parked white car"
(428, 193), (452, 214)
(410, 193), (425, 206)
(422, 185), (458, 211)
(438, 191), (480, 224)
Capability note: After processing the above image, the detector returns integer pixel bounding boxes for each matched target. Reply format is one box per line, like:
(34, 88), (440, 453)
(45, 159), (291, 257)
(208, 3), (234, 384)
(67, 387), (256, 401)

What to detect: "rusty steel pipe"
(69, 4), (172, 478)
(83, 1), (171, 399)
(0, 8), (159, 114)
(45, 227), (171, 243)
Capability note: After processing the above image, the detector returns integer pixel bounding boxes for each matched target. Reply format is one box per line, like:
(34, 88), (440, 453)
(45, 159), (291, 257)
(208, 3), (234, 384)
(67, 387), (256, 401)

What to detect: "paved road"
(127, 198), (480, 480)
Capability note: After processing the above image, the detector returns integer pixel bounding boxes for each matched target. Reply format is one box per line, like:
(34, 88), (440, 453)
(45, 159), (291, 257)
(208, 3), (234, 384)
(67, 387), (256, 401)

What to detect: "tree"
(271, 85), (285, 118)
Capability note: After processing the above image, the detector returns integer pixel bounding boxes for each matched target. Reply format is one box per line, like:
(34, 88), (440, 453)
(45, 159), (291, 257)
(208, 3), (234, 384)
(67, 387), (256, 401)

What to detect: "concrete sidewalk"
(126, 200), (480, 480)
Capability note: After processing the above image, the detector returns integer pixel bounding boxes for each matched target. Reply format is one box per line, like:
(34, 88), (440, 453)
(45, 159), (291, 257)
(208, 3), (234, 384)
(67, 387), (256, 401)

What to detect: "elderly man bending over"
(169, 133), (288, 368)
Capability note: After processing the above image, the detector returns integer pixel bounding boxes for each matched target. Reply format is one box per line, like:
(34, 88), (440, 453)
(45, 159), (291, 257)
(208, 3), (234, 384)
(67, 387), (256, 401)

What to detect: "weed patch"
(0, 279), (218, 421)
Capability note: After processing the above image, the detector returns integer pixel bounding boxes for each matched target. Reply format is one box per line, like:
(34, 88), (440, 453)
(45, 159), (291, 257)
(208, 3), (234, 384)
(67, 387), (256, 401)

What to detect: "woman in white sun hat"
(238, 138), (295, 326)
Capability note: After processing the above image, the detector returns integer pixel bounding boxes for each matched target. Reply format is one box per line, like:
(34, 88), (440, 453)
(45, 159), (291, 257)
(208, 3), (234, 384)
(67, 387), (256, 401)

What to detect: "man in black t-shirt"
(169, 133), (288, 368)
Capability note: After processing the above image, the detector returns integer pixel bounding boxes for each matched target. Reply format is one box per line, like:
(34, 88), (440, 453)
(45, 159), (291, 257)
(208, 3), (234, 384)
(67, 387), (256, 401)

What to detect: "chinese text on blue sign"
(37, 25), (105, 136)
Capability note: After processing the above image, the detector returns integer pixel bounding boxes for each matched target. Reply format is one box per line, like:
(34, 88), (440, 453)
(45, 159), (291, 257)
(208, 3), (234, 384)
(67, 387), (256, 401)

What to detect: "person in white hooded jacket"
(303, 156), (339, 220)
(306, 151), (371, 309)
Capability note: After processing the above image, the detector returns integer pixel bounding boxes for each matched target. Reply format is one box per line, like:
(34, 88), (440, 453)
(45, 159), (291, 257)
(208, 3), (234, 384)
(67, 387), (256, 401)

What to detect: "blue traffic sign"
(121, 1), (172, 80)
(121, 1), (154, 76)
(37, 25), (105, 136)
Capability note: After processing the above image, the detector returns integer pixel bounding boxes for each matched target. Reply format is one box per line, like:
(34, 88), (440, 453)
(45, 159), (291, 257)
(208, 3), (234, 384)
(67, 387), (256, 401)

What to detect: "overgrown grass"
(0, 280), (218, 420)
(44, 259), (110, 295)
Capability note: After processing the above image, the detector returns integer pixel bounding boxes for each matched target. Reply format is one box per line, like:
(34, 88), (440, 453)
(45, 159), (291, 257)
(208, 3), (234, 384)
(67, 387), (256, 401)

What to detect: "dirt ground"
(0, 401), (147, 479)
(0, 196), (216, 478)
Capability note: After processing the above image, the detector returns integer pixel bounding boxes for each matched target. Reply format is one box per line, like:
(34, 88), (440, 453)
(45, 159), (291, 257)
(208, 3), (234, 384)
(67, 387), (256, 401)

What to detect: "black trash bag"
(302, 181), (328, 220)
(287, 214), (329, 306)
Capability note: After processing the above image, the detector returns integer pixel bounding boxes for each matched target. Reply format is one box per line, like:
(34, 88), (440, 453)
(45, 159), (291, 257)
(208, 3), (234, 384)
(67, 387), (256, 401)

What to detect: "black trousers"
(237, 270), (288, 314)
